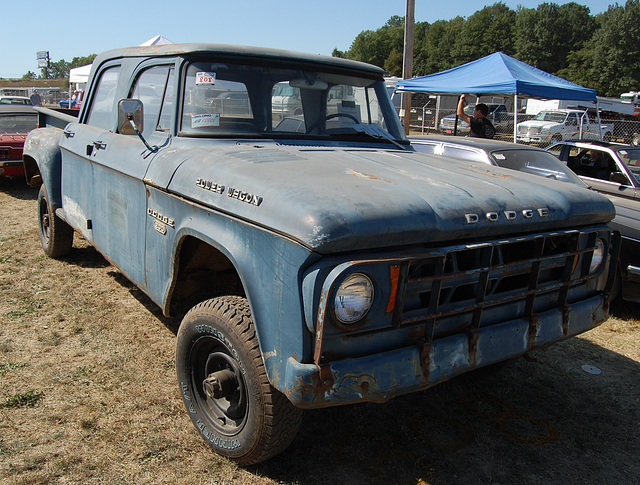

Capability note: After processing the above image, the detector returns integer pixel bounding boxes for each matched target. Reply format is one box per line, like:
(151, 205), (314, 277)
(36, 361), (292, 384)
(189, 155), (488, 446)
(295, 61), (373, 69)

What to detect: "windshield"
(0, 112), (37, 133)
(490, 148), (586, 186)
(180, 60), (406, 143)
(533, 111), (567, 123)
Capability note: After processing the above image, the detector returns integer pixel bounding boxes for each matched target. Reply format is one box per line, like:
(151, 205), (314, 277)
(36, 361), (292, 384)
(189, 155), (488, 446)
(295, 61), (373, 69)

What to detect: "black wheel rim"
(39, 196), (51, 243)
(191, 335), (248, 436)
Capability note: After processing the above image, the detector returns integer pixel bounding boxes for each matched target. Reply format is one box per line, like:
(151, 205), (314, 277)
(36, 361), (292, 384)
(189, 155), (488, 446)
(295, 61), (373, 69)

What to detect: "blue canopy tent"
(396, 52), (597, 141)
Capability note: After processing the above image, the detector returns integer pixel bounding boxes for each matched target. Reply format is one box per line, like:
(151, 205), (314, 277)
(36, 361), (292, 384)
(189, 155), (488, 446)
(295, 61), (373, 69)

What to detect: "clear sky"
(1, 0), (615, 79)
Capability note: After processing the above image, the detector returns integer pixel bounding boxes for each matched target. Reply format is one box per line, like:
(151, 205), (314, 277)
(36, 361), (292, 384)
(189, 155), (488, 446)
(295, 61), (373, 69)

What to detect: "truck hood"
(518, 120), (559, 129)
(150, 142), (615, 253)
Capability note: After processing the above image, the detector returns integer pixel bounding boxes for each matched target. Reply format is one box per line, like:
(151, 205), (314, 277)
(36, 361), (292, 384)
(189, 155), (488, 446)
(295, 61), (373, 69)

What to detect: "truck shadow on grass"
(258, 332), (640, 485)
(0, 177), (38, 201)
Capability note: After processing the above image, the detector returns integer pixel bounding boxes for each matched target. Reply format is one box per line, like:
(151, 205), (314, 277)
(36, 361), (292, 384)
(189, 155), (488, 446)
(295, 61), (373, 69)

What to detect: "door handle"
(63, 129), (75, 138)
(86, 141), (107, 156)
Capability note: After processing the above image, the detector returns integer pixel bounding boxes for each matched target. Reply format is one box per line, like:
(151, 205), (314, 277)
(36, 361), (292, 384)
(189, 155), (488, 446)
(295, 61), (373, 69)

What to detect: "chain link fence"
(406, 105), (640, 148)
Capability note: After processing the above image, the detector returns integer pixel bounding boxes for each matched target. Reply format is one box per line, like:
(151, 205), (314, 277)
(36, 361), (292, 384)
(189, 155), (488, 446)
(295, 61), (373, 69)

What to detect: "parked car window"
(85, 66), (121, 130)
(491, 149), (585, 185)
(0, 96), (32, 105)
(442, 145), (487, 163)
(534, 111), (566, 123)
(615, 147), (640, 181)
(0, 112), (37, 132)
(130, 65), (174, 134)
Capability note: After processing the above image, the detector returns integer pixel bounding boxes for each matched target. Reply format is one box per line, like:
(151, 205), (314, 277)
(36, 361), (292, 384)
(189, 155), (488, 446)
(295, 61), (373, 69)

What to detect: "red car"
(0, 105), (37, 178)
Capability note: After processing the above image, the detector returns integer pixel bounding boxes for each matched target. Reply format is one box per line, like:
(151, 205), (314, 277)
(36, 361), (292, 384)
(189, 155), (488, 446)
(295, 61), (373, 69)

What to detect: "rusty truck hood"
(149, 142), (615, 253)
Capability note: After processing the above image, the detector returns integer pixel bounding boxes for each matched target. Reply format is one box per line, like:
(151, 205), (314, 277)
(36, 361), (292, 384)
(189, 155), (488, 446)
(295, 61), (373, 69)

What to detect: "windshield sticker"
(191, 113), (220, 129)
(494, 153), (506, 160)
(195, 72), (216, 85)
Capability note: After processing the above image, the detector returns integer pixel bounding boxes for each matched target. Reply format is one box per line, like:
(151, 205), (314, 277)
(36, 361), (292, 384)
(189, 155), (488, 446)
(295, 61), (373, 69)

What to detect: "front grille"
(518, 126), (541, 135)
(394, 229), (608, 337)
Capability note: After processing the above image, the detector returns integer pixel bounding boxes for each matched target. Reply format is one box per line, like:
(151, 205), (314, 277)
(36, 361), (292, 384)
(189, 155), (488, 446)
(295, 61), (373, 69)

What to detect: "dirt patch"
(1, 176), (639, 484)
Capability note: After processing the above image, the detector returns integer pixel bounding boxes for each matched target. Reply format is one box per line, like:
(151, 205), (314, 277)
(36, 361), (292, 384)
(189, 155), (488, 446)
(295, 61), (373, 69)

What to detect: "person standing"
(30, 89), (41, 106)
(457, 94), (495, 138)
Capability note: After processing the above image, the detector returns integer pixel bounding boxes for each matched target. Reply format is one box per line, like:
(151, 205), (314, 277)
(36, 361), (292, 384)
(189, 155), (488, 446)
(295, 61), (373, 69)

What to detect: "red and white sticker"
(195, 72), (216, 85)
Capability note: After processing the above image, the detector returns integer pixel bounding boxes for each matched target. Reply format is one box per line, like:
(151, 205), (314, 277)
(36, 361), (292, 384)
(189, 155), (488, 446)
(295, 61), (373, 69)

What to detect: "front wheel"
(37, 184), (73, 258)
(176, 296), (302, 465)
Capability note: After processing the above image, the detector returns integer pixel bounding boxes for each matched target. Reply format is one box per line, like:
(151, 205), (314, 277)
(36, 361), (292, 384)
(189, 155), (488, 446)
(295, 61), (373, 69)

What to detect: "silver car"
(410, 134), (585, 186)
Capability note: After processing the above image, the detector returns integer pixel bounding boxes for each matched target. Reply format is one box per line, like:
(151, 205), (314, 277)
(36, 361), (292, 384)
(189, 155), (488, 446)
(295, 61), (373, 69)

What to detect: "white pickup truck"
(517, 109), (613, 145)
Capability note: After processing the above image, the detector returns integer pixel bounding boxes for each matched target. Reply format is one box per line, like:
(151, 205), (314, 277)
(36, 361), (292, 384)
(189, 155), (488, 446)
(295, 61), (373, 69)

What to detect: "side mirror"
(118, 99), (144, 135)
(117, 99), (158, 154)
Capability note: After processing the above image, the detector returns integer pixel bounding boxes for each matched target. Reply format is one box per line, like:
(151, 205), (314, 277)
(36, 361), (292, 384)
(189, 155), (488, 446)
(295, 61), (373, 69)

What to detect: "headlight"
(334, 273), (374, 324)
(589, 239), (606, 273)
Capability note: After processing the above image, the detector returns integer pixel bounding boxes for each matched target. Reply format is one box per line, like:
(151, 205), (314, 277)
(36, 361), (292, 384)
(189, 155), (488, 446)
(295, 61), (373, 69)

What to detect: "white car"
(0, 96), (33, 106)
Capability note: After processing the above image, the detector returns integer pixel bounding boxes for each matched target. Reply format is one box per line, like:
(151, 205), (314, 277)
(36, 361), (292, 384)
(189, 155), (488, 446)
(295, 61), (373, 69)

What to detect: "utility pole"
(402, 0), (415, 134)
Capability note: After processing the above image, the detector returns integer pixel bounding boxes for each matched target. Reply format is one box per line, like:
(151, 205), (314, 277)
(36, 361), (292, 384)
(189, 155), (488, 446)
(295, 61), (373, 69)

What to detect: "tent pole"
(513, 93), (518, 143)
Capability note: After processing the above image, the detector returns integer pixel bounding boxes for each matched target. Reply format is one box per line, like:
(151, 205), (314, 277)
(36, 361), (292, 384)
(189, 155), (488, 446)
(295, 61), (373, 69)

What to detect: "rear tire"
(176, 296), (302, 465)
(37, 184), (73, 258)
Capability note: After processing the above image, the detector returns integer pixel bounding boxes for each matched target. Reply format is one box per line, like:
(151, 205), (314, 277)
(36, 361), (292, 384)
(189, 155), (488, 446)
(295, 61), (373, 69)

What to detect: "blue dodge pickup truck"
(23, 43), (619, 464)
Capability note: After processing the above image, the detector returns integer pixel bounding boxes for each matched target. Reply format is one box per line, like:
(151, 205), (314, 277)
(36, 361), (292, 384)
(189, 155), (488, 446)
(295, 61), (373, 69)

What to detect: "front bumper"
(284, 294), (608, 408)
(0, 160), (26, 177)
(517, 134), (552, 144)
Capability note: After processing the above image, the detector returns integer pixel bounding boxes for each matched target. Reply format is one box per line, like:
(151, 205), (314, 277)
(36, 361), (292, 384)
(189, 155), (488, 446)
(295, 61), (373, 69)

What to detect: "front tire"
(176, 296), (302, 465)
(37, 184), (73, 258)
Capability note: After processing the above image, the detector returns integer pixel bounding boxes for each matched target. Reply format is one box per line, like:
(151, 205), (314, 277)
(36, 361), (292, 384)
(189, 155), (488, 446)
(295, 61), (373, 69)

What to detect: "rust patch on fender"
(346, 168), (392, 183)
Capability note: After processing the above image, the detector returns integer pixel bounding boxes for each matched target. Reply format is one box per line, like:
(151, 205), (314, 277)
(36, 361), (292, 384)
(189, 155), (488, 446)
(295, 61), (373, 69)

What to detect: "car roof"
(548, 140), (633, 150)
(410, 134), (544, 152)
(0, 105), (36, 114)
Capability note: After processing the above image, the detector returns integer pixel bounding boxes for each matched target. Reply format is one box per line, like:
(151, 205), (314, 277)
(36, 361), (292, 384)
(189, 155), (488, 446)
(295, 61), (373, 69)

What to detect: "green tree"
(590, 1), (640, 96)
(451, 2), (516, 65)
(48, 59), (69, 79)
(515, 2), (594, 74)
(69, 55), (97, 69)
(341, 15), (405, 75)
(413, 17), (465, 75)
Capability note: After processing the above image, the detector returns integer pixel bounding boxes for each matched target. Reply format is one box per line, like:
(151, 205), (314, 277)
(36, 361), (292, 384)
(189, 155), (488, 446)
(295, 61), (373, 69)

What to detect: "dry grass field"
(1, 176), (639, 485)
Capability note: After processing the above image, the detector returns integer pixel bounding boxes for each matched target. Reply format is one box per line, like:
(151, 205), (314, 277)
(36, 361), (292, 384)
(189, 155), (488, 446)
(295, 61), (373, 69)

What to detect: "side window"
(157, 68), (175, 132)
(130, 65), (174, 134)
(85, 66), (120, 130)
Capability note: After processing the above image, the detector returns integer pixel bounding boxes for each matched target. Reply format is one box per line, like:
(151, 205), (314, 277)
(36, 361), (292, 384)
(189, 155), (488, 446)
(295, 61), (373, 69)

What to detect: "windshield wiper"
(330, 124), (408, 150)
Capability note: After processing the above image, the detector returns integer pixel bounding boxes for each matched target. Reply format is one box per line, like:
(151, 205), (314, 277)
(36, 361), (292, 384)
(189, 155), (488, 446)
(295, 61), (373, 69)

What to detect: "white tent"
(69, 64), (91, 84)
(140, 35), (173, 46)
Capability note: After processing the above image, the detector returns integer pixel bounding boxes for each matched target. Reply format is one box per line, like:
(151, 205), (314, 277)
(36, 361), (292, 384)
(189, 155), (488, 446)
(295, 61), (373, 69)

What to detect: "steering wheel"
(306, 113), (359, 134)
